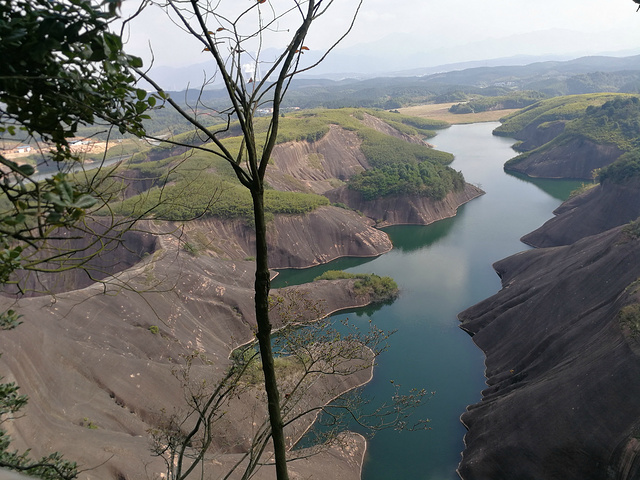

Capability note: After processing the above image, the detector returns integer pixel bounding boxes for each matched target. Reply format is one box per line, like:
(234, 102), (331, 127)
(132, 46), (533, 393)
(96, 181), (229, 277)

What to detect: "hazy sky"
(122, 0), (640, 72)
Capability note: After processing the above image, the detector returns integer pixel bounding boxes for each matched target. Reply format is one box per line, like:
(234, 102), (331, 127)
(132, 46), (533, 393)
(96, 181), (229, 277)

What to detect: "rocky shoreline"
(457, 156), (640, 479)
(0, 177), (481, 480)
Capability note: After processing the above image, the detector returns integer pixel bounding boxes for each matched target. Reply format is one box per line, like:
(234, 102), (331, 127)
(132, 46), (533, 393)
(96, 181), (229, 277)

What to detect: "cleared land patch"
(398, 103), (519, 124)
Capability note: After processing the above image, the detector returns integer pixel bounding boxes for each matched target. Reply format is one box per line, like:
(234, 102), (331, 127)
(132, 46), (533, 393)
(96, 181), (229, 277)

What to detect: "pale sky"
(121, 0), (640, 72)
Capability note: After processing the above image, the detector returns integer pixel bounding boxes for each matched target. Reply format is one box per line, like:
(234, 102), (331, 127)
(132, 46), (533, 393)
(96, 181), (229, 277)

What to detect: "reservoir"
(273, 122), (584, 479)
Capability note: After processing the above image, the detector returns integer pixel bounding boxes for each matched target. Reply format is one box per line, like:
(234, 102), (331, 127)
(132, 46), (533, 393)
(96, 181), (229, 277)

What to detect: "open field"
(398, 103), (520, 125)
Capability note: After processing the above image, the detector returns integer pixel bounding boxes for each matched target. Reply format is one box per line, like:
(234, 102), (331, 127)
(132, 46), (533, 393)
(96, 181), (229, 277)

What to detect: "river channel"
(272, 122), (584, 479)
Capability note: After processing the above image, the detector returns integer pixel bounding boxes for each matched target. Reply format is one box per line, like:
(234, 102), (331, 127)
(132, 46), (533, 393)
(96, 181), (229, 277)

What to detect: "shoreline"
(225, 283), (381, 478)
(263, 185), (487, 478)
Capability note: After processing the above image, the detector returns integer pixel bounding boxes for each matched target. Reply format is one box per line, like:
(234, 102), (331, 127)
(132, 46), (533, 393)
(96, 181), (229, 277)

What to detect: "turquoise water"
(274, 122), (583, 479)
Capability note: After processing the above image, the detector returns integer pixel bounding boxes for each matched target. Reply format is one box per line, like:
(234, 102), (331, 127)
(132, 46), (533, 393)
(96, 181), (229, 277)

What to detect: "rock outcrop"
(504, 135), (623, 179)
(0, 112), (486, 480)
(522, 176), (640, 248)
(266, 125), (369, 194)
(325, 183), (484, 227)
(458, 226), (640, 480)
(11, 223), (158, 296)
(0, 243), (376, 480)
(175, 205), (393, 268)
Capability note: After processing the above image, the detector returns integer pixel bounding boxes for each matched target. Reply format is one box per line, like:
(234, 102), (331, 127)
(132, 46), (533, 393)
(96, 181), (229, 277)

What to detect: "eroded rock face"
(176, 205), (393, 268)
(266, 125), (370, 194)
(523, 177), (640, 248)
(458, 226), (640, 480)
(6, 222), (158, 296)
(0, 248), (373, 480)
(508, 119), (567, 152)
(325, 183), (484, 227)
(504, 136), (623, 179)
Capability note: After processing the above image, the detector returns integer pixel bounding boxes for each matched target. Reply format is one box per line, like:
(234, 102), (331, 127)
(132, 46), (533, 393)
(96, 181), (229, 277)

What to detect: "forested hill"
(133, 54), (640, 122)
(495, 93), (640, 179)
(103, 108), (478, 231)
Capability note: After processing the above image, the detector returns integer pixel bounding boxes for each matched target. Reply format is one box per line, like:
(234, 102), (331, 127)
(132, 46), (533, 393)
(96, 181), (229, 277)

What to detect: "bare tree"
(149, 288), (430, 480)
(130, 2), (363, 479)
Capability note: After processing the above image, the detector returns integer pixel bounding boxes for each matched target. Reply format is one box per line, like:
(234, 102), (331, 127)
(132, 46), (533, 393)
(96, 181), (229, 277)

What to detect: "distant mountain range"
(140, 27), (640, 91)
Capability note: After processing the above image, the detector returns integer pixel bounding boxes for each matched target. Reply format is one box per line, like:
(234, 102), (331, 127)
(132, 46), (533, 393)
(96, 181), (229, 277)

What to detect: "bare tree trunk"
(251, 187), (289, 480)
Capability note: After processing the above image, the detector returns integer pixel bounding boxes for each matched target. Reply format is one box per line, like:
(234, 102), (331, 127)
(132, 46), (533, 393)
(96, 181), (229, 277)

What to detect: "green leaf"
(71, 194), (97, 209)
(16, 164), (35, 177)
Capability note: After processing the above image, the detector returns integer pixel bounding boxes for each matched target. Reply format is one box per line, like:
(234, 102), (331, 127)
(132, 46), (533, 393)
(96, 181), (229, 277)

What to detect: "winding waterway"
(273, 122), (584, 479)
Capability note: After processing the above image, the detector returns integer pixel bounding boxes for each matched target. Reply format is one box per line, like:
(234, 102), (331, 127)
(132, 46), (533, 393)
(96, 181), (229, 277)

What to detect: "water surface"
(275, 122), (583, 479)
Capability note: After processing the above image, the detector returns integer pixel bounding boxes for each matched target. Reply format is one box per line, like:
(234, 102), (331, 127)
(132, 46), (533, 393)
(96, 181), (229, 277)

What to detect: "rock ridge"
(0, 247), (379, 480)
(504, 135), (623, 179)
(522, 176), (640, 248)
(325, 183), (484, 227)
(458, 225), (640, 480)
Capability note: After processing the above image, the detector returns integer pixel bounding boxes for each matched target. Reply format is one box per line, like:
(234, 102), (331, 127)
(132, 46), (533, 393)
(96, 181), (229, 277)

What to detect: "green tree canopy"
(0, 1), (154, 478)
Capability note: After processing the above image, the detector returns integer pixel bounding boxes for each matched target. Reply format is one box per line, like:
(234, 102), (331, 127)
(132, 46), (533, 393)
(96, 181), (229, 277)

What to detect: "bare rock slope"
(504, 136), (623, 179)
(1, 240), (377, 480)
(177, 205), (393, 268)
(458, 225), (640, 480)
(0, 113), (486, 480)
(522, 176), (640, 248)
(266, 125), (369, 194)
(326, 183), (484, 227)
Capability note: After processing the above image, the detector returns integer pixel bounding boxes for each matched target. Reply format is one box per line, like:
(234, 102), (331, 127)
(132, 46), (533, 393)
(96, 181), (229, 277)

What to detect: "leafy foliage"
(597, 149), (640, 184)
(0, 1), (157, 478)
(348, 162), (465, 200)
(314, 271), (399, 301)
(0, 0), (155, 264)
(0, 0), (150, 146)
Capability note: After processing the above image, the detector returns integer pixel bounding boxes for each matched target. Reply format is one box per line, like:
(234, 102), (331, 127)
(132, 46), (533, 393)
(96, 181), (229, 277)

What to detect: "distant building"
(14, 145), (32, 154)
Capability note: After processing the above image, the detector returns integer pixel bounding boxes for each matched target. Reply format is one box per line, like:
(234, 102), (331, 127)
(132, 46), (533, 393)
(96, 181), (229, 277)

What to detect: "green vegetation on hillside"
(449, 91), (546, 114)
(348, 124), (460, 201)
(105, 107), (461, 214)
(502, 94), (640, 170)
(314, 270), (399, 302)
(367, 109), (448, 138)
(564, 96), (640, 151)
(111, 177), (329, 222)
(348, 161), (464, 200)
(623, 219), (640, 240)
(337, 111), (459, 201)
(357, 128), (453, 167)
(618, 303), (640, 337)
(598, 149), (640, 184)
(494, 93), (626, 137)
